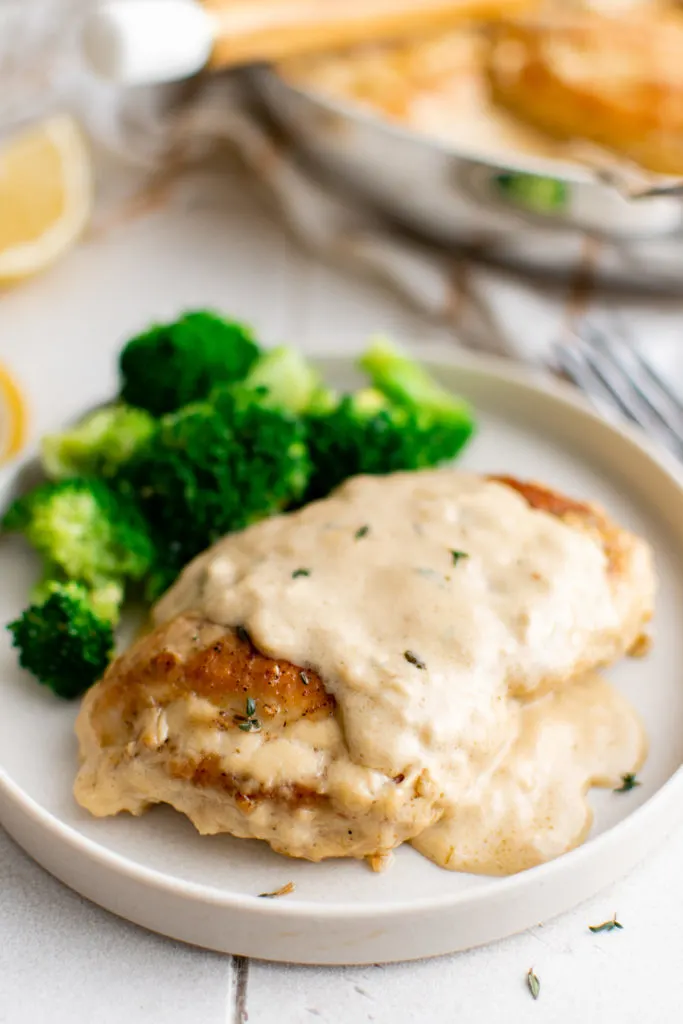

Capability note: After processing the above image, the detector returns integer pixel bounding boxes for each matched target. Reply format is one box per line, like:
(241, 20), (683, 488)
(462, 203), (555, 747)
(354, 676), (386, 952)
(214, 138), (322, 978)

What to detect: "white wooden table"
(1, 165), (682, 1024)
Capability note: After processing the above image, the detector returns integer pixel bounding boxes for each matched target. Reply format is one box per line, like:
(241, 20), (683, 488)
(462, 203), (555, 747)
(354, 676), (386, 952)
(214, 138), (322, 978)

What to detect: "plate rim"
(2, 346), (683, 926)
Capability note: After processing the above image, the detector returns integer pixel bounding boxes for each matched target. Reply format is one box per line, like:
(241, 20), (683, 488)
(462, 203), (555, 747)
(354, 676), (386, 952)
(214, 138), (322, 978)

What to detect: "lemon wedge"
(0, 360), (28, 463)
(0, 115), (92, 283)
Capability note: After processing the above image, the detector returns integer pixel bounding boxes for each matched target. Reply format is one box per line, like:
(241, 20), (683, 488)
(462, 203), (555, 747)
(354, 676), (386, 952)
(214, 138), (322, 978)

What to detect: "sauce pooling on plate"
(154, 469), (651, 874)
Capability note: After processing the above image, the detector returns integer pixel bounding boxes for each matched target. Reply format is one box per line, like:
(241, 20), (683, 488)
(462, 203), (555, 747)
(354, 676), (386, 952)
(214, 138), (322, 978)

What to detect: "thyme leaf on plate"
(245, 696), (256, 717)
(527, 968), (540, 1000)
(355, 525), (370, 540)
(589, 914), (623, 933)
(614, 773), (640, 792)
(450, 550), (469, 565)
(258, 881), (295, 899)
(292, 568), (310, 578)
(404, 650), (426, 670)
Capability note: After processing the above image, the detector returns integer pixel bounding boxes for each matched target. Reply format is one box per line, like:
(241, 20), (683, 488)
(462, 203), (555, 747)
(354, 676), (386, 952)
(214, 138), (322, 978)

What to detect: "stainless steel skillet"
(253, 65), (683, 290)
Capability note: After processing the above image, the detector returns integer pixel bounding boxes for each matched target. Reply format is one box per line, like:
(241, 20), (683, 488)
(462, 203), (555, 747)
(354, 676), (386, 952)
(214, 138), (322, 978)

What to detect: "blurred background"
(1, 0), (683, 464)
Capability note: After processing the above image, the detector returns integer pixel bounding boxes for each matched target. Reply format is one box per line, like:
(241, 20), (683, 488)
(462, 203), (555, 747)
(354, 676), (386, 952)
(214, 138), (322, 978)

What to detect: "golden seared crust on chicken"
(75, 615), (439, 864)
(487, 12), (683, 176)
(74, 473), (654, 866)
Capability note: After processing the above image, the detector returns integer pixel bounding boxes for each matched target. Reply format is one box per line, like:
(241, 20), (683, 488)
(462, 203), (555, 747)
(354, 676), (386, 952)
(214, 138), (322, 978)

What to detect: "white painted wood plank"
(246, 819), (683, 1023)
(0, 826), (232, 1024)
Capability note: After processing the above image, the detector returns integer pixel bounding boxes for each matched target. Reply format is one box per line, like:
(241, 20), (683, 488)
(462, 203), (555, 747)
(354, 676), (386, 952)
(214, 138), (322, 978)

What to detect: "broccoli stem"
(243, 347), (323, 414)
(359, 336), (472, 420)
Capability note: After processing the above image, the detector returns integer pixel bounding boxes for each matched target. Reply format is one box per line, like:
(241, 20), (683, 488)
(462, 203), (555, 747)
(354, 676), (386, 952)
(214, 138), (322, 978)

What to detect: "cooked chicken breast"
(75, 614), (435, 862)
(487, 11), (683, 176)
(75, 471), (654, 868)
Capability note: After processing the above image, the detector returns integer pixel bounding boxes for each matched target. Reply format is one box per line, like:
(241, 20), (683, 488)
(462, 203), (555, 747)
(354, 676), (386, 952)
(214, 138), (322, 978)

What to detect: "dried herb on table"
(589, 914), (623, 934)
(527, 968), (540, 1000)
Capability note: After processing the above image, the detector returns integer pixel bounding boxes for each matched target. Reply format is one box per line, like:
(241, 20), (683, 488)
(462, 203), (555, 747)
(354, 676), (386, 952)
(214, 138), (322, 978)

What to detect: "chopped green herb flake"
(451, 550), (469, 565)
(292, 568), (311, 578)
(615, 773), (640, 792)
(589, 914), (623, 934)
(355, 525), (370, 540)
(404, 650), (426, 670)
(238, 715), (261, 732)
(300, 670), (310, 686)
(246, 697), (256, 717)
(527, 969), (540, 1000)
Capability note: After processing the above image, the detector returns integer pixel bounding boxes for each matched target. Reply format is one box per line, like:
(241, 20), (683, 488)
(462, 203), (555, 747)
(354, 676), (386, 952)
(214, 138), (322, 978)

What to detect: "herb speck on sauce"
(614, 773), (640, 792)
(450, 550), (469, 565)
(300, 670), (310, 686)
(355, 524), (370, 540)
(238, 697), (261, 732)
(404, 650), (426, 670)
(292, 568), (311, 578)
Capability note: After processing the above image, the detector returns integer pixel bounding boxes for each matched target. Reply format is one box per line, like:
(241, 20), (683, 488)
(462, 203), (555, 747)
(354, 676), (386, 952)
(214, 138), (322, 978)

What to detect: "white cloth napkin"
(3, 0), (683, 370)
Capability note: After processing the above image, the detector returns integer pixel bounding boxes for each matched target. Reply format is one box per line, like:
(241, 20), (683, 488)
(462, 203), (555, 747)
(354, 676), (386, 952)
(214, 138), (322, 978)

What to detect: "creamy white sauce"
(413, 672), (646, 873)
(151, 470), (652, 872)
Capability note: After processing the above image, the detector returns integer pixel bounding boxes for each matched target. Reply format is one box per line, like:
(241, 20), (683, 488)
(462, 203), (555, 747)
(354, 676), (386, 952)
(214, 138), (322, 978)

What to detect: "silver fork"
(554, 325), (683, 458)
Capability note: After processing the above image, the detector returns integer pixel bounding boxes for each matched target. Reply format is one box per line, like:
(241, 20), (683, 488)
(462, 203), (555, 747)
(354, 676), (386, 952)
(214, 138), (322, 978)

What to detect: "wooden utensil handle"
(202, 0), (535, 67)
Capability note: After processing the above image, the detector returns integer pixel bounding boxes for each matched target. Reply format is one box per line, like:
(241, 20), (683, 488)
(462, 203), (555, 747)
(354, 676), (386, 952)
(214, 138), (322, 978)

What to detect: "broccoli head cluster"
(4, 309), (475, 698)
(119, 310), (260, 416)
(8, 583), (114, 699)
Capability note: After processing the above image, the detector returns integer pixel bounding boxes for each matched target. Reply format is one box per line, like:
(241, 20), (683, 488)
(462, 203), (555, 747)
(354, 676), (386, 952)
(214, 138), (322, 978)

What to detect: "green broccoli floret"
(32, 571), (124, 624)
(305, 341), (474, 499)
(41, 404), (156, 480)
(118, 380), (312, 593)
(119, 310), (260, 416)
(359, 337), (475, 439)
(2, 478), (154, 589)
(7, 582), (115, 698)
(305, 388), (453, 500)
(244, 346), (323, 414)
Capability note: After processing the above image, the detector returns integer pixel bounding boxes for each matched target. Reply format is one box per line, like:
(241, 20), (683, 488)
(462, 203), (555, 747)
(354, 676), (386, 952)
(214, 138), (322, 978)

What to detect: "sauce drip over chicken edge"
(132, 469), (651, 875)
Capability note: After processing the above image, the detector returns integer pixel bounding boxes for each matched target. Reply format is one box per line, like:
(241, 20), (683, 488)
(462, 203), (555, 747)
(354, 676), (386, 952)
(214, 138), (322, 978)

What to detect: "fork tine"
(578, 339), (683, 452)
(623, 345), (683, 418)
(557, 335), (683, 457)
(554, 340), (636, 425)
(580, 325), (683, 449)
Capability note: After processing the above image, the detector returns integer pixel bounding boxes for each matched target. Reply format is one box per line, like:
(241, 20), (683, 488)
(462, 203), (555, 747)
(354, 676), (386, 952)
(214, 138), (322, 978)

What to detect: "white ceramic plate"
(1, 351), (683, 966)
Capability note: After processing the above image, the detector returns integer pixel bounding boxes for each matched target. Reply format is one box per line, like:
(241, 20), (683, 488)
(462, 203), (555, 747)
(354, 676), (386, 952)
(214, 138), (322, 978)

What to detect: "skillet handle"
(83, 0), (537, 85)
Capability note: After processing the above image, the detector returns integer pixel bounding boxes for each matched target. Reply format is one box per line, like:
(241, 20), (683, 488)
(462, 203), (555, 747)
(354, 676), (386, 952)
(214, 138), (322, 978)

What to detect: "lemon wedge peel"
(0, 115), (92, 283)
(0, 360), (28, 463)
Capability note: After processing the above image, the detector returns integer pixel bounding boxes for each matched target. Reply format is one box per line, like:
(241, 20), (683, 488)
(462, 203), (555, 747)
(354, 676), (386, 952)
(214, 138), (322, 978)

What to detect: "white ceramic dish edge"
(1, 349), (682, 965)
